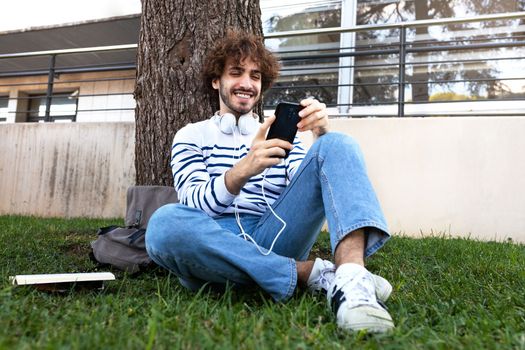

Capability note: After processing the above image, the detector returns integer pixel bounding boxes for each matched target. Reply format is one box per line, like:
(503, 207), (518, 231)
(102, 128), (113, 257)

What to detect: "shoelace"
(316, 268), (335, 291)
(333, 270), (376, 307)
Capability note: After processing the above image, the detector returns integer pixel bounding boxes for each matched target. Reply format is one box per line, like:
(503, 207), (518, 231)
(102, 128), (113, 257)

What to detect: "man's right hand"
(225, 115), (293, 195)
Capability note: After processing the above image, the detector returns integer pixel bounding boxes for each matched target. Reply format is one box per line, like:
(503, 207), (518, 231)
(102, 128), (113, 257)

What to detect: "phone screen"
(266, 102), (303, 157)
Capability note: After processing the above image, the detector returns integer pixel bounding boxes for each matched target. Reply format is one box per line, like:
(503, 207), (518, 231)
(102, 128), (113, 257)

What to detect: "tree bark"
(134, 0), (263, 186)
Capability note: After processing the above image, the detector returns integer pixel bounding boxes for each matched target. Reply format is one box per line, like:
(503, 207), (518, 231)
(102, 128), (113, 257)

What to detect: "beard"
(218, 84), (260, 116)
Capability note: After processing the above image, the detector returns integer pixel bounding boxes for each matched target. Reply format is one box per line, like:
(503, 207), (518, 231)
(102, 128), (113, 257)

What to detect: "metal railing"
(0, 44), (136, 122)
(264, 11), (525, 117)
(0, 11), (524, 122)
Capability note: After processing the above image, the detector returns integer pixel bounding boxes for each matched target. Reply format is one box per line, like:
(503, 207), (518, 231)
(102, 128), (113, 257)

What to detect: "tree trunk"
(134, 0), (263, 186)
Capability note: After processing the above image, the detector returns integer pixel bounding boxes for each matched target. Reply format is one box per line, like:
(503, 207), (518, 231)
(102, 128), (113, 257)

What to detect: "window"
(262, 0), (343, 109)
(354, 0), (525, 106)
(26, 91), (78, 122)
(261, 0), (525, 116)
(0, 96), (8, 122)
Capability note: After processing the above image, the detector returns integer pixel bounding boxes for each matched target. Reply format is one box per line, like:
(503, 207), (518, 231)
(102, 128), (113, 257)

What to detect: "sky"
(0, 0), (141, 32)
(0, 0), (294, 32)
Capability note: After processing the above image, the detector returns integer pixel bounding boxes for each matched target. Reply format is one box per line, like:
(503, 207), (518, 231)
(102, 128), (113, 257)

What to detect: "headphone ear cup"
(238, 114), (258, 135)
(218, 113), (236, 134)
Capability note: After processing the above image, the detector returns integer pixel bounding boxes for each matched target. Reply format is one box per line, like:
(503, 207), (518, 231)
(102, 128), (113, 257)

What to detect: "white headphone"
(213, 112), (259, 135)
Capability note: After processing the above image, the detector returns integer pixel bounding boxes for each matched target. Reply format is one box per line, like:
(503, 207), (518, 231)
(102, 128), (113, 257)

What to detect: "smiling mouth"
(234, 90), (254, 99)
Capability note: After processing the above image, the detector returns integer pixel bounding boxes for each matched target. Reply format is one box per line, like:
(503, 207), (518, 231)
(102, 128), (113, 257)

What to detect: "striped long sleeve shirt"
(170, 117), (307, 217)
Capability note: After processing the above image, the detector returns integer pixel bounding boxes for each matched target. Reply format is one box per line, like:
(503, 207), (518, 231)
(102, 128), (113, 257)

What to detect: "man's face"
(212, 57), (262, 117)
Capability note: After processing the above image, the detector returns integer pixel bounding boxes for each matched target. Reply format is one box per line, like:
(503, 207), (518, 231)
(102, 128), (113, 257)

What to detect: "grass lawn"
(0, 215), (524, 349)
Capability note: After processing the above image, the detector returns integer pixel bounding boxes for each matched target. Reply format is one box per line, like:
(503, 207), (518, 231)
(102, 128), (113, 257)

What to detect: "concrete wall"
(0, 122), (135, 218)
(298, 117), (525, 243)
(1, 118), (524, 243)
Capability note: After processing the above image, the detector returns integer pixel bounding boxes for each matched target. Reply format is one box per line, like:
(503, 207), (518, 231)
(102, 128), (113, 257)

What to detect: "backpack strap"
(131, 209), (143, 228)
(128, 229), (146, 245)
(97, 225), (121, 235)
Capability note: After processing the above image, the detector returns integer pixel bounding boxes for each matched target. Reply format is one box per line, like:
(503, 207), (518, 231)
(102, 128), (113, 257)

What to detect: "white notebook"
(10, 272), (115, 285)
(10, 272), (116, 291)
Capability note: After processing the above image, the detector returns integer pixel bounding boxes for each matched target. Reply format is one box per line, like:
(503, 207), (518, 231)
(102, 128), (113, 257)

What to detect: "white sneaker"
(307, 258), (336, 292)
(373, 273), (393, 303)
(327, 263), (394, 333)
(307, 258), (393, 302)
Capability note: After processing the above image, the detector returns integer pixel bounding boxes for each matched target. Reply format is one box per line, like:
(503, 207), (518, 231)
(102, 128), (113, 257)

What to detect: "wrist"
(232, 159), (253, 183)
(225, 162), (251, 195)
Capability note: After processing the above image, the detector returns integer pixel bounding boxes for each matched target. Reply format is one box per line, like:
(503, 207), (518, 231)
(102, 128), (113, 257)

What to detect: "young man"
(145, 31), (394, 333)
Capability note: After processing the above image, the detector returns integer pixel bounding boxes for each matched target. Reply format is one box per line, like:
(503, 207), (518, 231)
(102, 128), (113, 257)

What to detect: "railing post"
(398, 26), (406, 118)
(44, 54), (56, 122)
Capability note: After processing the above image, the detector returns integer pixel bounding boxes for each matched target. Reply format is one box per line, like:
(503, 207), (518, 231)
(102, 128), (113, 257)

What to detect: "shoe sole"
(337, 305), (395, 333)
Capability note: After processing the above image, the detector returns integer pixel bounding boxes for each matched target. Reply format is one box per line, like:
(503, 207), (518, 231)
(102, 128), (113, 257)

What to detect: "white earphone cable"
(229, 119), (287, 256)
(236, 167), (287, 256)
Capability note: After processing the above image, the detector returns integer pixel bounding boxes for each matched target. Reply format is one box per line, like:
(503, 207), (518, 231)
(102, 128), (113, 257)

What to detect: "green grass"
(0, 215), (524, 349)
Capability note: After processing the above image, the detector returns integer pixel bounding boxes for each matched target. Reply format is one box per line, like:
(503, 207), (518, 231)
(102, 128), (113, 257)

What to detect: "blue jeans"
(145, 133), (390, 301)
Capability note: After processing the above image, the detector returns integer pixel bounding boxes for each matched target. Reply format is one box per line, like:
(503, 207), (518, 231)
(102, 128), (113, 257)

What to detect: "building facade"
(262, 0), (525, 116)
(0, 1), (524, 122)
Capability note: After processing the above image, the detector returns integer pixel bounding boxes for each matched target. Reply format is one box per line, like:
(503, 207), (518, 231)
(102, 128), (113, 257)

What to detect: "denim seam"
(319, 157), (345, 241)
(335, 220), (390, 257)
(282, 258), (297, 301)
(336, 220), (388, 240)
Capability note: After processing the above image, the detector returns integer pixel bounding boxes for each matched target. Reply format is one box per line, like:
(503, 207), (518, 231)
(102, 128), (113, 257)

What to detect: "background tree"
(134, 0), (263, 186)
(355, 0), (522, 104)
(264, 0), (523, 110)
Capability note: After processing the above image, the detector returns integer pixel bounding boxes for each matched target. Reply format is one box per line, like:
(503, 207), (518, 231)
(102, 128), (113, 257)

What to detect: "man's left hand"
(297, 98), (330, 138)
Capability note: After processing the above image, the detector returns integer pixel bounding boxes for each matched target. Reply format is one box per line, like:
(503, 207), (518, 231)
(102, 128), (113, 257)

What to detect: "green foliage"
(429, 91), (480, 101)
(1, 216), (524, 349)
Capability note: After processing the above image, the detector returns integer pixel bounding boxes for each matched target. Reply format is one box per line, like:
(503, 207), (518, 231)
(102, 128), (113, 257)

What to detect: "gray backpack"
(90, 186), (178, 273)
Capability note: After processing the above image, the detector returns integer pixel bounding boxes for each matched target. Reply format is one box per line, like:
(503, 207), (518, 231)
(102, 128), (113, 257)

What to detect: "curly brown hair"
(202, 30), (280, 99)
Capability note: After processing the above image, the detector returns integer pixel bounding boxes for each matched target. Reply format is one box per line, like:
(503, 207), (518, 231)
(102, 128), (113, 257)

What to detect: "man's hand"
(225, 115), (293, 195)
(297, 98), (330, 138)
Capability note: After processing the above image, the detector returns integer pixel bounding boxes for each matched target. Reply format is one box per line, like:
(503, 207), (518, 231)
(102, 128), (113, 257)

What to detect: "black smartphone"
(266, 102), (304, 157)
